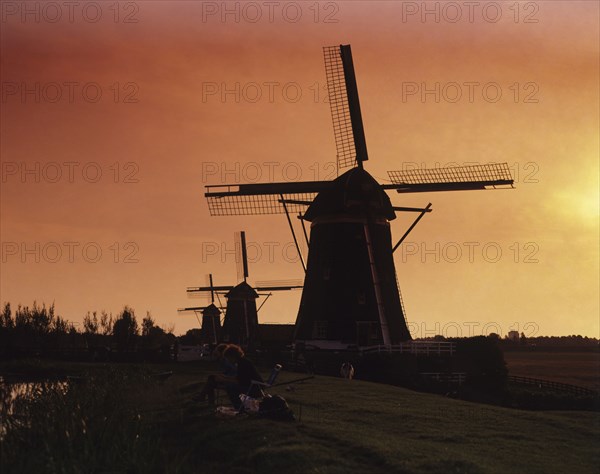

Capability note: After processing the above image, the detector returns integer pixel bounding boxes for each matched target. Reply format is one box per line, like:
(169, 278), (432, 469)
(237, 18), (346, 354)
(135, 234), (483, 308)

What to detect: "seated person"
(222, 344), (264, 409)
(193, 343), (236, 404)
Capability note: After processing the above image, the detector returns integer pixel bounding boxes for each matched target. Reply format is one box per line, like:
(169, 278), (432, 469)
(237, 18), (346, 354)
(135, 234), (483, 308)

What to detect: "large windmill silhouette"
(181, 231), (302, 348)
(204, 45), (514, 350)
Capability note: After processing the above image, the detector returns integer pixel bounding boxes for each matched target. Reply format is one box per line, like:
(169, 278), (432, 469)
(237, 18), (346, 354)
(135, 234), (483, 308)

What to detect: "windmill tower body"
(222, 281), (260, 347)
(200, 303), (222, 344)
(294, 168), (411, 349)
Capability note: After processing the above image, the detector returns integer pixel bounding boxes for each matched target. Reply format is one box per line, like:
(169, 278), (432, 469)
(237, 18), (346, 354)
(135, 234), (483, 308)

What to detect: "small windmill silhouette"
(178, 273), (223, 345)
(180, 231), (302, 348)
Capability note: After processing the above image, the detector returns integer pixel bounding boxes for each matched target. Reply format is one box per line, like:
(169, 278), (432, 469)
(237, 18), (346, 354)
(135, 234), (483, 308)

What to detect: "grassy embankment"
(1, 359), (599, 474)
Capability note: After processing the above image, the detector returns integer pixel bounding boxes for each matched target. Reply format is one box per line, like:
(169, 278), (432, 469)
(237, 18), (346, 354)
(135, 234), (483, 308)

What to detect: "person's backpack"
(258, 394), (295, 421)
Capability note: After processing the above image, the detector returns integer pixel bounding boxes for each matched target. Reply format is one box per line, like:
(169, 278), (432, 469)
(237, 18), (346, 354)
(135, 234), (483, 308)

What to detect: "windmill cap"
(225, 281), (259, 299)
(303, 167), (396, 221)
(203, 303), (221, 315)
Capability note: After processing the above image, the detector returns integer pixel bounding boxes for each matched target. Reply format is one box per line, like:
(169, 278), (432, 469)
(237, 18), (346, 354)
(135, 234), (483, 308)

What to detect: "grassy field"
(3, 359), (599, 474)
(503, 351), (600, 390)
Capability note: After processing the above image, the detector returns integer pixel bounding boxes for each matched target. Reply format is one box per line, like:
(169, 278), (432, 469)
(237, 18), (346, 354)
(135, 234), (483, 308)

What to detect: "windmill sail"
(205, 181), (331, 216)
(235, 231), (250, 282)
(324, 45), (369, 171)
(187, 285), (235, 293)
(387, 163), (514, 193)
(188, 283), (302, 293)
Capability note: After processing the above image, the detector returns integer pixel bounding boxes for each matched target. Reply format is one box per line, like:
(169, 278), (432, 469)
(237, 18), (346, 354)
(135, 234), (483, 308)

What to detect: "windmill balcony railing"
(360, 341), (456, 356)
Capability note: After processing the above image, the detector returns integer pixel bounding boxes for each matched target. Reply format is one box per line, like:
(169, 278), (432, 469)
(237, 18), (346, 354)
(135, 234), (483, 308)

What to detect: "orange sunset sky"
(1, 1), (598, 338)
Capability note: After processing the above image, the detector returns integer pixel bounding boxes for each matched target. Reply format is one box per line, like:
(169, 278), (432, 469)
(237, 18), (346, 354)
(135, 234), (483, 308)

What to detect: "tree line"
(0, 301), (178, 361)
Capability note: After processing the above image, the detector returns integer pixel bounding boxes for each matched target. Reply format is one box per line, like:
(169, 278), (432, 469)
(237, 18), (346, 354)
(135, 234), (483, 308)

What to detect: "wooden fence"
(508, 375), (598, 396)
(360, 341), (456, 356)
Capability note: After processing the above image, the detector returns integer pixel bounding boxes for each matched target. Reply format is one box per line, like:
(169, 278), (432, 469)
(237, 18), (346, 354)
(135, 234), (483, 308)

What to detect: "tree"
(141, 312), (155, 337)
(99, 311), (113, 335)
(112, 306), (139, 352)
(83, 311), (99, 334)
(0, 303), (13, 329)
(53, 315), (70, 334)
(179, 328), (202, 345)
(30, 301), (53, 334)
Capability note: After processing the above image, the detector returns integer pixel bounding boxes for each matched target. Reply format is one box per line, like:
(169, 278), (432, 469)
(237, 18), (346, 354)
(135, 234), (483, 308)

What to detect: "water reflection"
(0, 375), (69, 439)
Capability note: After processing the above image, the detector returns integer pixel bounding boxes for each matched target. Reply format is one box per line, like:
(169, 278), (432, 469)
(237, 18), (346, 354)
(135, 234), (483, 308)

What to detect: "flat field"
(503, 351), (600, 390)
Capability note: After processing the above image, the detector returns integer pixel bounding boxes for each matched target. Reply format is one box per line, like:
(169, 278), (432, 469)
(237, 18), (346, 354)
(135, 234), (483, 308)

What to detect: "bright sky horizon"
(1, 1), (598, 338)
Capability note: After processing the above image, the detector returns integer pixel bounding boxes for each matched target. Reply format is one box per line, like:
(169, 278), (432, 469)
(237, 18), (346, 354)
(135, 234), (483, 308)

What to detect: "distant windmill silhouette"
(184, 231), (302, 348)
(204, 45), (514, 349)
(178, 273), (223, 345)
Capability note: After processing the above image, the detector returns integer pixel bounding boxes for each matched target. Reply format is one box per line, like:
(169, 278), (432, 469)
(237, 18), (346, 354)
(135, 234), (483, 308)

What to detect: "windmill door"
(356, 321), (378, 347)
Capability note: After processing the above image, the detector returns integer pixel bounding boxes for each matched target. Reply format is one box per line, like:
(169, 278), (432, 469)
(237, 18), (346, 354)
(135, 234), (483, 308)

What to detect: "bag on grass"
(258, 394), (295, 421)
(216, 406), (239, 417)
(239, 394), (260, 413)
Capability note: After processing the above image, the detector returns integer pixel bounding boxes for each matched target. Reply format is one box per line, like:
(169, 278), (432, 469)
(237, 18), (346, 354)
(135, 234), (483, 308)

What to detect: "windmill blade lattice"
(324, 45), (368, 171)
(324, 45), (355, 170)
(254, 279), (304, 291)
(387, 163), (514, 193)
(205, 181), (331, 216)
